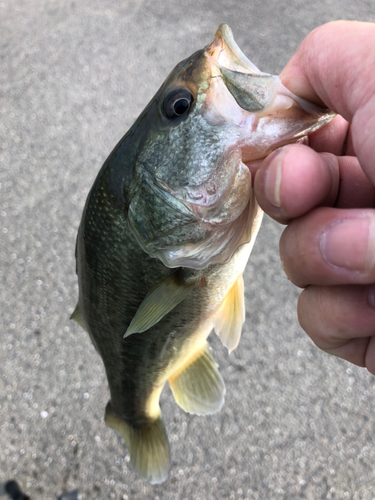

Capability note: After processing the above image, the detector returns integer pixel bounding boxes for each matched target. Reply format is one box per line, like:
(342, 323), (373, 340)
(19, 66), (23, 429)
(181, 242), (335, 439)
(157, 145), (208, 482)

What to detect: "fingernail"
(368, 285), (375, 309)
(320, 217), (375, 272)
(264, 148), (286, 208)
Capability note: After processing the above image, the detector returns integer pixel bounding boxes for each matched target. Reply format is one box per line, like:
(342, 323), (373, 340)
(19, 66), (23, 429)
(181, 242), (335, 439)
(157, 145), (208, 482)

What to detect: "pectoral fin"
(213, 274), (245, 353)
(124, 274), (195, 338)
(168, 343), (225, 415)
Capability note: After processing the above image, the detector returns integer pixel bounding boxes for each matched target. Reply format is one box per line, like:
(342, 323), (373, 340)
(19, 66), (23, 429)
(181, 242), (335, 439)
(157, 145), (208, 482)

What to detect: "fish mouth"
(204, 24), (335, 163)
(207, 24), (264, 75)
(173, 23), (334, 222)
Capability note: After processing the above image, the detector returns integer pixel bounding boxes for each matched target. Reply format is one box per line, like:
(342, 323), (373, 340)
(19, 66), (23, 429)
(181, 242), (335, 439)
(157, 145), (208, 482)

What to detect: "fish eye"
(162, 89), (193, 120)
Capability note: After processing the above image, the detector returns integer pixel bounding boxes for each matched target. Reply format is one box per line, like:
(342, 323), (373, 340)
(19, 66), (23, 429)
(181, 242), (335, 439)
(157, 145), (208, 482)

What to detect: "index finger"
(280, 21), (375, 120)
(280, 21), (375, 184)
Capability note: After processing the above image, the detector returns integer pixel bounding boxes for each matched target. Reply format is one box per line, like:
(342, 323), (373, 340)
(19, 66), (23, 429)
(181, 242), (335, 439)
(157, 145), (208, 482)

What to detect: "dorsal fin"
(70, 304), (87, 331)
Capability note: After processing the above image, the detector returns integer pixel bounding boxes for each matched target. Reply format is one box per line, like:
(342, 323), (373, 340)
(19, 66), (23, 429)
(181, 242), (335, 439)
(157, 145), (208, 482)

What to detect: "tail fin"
(105, 403), (170, 484)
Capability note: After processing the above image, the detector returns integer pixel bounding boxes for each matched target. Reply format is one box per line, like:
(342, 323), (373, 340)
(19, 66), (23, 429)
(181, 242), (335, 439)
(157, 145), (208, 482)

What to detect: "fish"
(72, 24), (334, 484)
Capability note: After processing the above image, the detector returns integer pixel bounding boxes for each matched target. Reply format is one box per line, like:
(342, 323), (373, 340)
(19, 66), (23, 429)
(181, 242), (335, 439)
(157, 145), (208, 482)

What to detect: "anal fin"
(105, 403), (170, 484)
(168, 344), (225, 415)
(213, 274), (245, 353)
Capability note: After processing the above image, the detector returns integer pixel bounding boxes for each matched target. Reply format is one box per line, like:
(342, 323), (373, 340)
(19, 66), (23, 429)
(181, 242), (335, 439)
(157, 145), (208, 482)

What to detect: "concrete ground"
(1, 1), (375, 499)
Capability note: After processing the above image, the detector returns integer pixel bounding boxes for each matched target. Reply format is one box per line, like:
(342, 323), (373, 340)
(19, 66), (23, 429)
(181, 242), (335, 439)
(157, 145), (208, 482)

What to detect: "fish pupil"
(163, 89), (193, 120)
(173, 98), (190, 116)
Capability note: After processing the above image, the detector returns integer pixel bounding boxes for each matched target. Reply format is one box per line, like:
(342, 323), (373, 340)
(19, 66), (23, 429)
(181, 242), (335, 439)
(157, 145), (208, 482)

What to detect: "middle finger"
(280, 207), (375, 288)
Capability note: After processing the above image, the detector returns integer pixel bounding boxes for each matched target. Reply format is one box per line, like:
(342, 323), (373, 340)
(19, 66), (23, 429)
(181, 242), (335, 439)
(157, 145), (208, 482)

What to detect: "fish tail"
(105, 403), (170, 484)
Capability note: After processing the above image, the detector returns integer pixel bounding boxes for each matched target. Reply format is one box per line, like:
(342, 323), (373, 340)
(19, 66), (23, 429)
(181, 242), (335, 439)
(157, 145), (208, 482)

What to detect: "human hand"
(253, 21), (375, 374)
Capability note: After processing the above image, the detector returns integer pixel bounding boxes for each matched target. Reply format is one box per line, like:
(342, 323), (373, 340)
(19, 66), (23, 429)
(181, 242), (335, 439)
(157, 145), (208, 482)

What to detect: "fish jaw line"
(153, 196), (257, 270)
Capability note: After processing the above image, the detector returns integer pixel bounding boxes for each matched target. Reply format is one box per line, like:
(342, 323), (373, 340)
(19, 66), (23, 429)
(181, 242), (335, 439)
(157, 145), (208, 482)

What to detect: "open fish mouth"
(204, 24), (335, 162)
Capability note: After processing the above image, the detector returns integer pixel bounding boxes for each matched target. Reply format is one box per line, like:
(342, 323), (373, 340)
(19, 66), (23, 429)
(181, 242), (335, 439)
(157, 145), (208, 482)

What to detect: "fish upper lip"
(205, 24), (335, 123)
(206, 23), (264, 75)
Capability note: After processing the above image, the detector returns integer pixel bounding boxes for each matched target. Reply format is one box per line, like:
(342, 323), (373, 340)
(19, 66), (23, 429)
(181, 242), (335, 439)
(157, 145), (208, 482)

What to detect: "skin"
(253, 21), (375, 374)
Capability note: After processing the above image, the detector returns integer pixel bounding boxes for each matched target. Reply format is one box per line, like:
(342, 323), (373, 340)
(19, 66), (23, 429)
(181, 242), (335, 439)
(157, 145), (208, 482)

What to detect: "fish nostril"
(187, 191), (204, 201)
(206, 184), (217, 195)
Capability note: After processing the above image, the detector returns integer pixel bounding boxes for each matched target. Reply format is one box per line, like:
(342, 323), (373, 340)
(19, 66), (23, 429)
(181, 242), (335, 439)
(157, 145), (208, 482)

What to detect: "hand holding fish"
(254, 21), (375, 373)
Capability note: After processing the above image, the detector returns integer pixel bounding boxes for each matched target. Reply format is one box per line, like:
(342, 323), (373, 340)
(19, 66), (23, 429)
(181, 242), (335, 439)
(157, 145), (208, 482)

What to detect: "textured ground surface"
(1, 1), (375, 499)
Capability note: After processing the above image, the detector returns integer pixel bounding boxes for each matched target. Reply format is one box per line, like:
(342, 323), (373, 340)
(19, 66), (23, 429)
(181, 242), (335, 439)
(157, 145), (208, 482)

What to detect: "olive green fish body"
(73, 24), (334, 483)
(76, 157), (256, 416)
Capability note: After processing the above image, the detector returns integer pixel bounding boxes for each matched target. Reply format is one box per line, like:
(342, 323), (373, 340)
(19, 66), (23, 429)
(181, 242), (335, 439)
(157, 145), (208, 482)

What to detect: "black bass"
(72, 24), (333, 483)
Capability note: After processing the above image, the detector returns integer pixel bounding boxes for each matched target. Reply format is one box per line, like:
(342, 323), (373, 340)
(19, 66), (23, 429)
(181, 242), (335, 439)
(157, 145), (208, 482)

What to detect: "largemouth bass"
(72, 24), (333, 483)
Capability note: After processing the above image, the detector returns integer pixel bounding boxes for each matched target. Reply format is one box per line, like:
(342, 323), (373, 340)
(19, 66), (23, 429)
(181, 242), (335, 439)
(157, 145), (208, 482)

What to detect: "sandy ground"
(1, 1), (375, 499)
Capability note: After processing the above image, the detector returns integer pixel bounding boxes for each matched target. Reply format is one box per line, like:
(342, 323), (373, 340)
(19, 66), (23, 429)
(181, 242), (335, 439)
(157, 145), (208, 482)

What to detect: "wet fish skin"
(72, 24), (334, 484)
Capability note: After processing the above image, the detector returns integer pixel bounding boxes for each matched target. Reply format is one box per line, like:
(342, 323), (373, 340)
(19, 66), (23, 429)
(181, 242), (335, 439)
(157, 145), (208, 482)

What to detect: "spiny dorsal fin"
(168, 343), (226, 415)
(213, 274), (245, 353)
(105, 403), (170, 484)
(124, 274), (195, 338)
(70, 304), (87, 331)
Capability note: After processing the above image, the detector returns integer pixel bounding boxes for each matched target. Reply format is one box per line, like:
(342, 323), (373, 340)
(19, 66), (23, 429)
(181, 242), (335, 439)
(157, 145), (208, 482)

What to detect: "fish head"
(126, 24), (334, 270)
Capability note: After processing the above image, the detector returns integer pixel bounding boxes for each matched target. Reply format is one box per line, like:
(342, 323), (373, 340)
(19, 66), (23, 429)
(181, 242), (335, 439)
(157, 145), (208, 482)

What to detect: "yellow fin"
(105, 403), (170, 484)
(70, 304), (87, 331)
(168, 344), (225, 415)
(213, 274), (245, 353)
(124, 274), (195, 338)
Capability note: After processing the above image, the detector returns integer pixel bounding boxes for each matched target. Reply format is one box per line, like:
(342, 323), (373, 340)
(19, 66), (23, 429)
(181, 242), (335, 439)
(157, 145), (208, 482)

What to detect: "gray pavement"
(1, 1), (375, 499)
